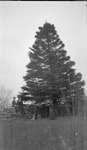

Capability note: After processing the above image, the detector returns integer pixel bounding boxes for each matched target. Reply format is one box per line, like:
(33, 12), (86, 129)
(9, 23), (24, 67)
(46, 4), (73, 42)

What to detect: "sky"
(0, 1), (87, 96)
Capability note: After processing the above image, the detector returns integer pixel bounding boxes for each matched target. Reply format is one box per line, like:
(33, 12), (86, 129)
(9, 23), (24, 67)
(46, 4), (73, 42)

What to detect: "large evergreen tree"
(19, 22), (85, 115)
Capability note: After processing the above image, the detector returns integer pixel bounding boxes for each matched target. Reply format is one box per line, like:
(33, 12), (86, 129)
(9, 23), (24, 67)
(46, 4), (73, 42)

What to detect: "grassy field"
(0, 116), (87, 150)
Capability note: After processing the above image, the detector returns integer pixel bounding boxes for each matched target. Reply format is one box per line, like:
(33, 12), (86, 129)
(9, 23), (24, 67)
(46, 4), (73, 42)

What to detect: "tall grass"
(0, 115), (87, 150)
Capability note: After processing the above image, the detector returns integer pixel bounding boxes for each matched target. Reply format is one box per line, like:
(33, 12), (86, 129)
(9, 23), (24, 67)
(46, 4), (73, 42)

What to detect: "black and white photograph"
(0, 1), (87, 150)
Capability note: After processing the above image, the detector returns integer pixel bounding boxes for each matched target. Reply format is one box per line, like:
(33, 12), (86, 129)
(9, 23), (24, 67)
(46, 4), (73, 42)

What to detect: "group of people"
(12, 97), (51, 119)
(12, 96), (73, 119)
(12, 97), (25, 115)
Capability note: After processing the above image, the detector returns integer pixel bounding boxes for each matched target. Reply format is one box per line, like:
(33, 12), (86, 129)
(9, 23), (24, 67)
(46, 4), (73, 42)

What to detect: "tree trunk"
(49, 104), (56, 120)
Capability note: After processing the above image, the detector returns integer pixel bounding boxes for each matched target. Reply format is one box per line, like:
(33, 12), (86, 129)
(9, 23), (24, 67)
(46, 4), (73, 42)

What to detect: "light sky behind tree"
(0, 1), (87, 96)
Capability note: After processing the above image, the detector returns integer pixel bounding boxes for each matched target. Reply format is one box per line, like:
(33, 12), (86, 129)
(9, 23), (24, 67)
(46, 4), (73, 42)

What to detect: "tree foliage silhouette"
(19, 22), (85, 115)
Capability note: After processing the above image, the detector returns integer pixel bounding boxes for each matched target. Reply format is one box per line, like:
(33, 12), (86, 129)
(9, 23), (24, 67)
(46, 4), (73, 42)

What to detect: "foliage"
(19, 22), (85, 115)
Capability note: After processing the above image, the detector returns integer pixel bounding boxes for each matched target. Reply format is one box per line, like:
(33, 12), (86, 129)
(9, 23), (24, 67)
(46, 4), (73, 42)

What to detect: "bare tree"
(0, 86), (12, 111)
